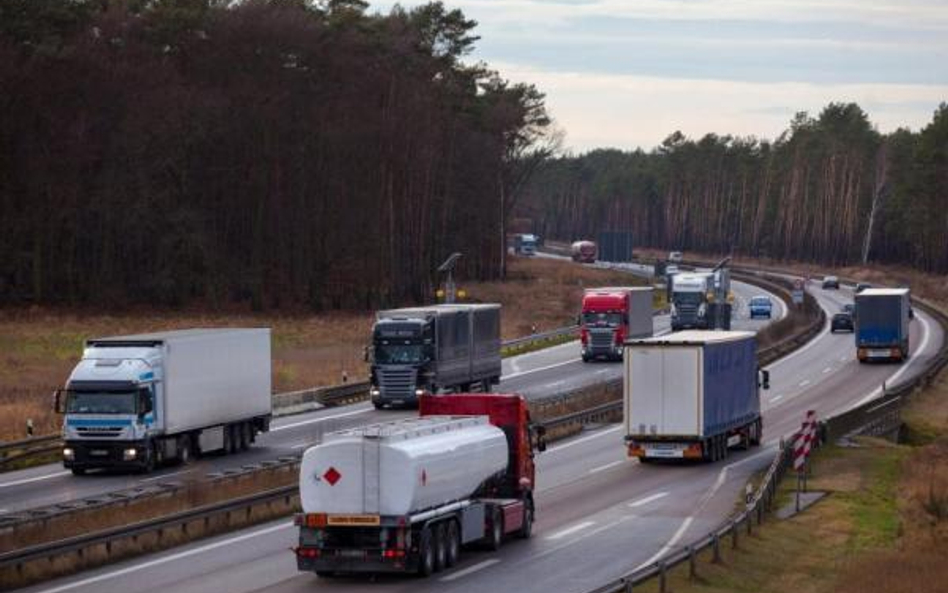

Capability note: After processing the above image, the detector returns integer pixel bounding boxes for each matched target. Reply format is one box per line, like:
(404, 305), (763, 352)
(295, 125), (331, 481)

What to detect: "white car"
(668, 251), (683, 263)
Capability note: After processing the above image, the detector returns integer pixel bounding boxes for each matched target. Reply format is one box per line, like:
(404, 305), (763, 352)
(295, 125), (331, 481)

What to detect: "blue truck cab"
(854, 288), (911, 363)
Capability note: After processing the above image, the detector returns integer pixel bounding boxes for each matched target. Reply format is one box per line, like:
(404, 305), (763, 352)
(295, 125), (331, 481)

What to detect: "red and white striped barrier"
(793, 410), (818, 471)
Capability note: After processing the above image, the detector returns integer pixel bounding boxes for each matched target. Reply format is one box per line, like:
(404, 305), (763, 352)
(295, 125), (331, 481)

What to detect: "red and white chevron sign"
(793, 410), (818, 471)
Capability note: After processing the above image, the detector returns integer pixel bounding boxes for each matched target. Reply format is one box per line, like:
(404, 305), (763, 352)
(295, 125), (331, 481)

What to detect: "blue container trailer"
(854, 288), (911, 363)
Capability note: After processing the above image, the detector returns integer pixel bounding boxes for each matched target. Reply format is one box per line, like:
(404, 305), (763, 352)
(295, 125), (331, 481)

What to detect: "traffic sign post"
(791, 278), (805, 306)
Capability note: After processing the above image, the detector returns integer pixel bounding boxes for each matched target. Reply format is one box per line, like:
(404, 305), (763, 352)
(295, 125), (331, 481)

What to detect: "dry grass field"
(0, 256), (645, 441)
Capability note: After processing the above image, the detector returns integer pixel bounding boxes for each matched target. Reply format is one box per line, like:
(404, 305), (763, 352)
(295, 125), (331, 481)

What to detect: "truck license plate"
(869, 349), (890, 357)
(338, 550), (364, 558)
(646, 448), (683, 458)
(90, 449), (109, 457)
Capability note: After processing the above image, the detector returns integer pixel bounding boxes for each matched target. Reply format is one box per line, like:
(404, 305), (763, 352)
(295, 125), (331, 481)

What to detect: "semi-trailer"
(580, 286), (654, 362)
(368, 304), (502, 408)
(55, 329), (272, 474)
(855, 288), (912, 363)
(623, 331), (768, 462)
(295, 393), (544, 577)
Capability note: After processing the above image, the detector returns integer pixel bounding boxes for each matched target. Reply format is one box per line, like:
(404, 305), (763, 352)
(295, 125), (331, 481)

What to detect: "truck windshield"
(674, 292), (704, 304)
(66, 391), (137, 414)
(375, 344), (426, 364)
(583, 312), (623, 326)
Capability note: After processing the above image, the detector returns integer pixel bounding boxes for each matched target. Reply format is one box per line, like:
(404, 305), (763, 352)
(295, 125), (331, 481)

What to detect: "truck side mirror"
(363, 346), (370, 363)
(534, 425), (547, 452)
(761, 370), (771, 390)
(139, 389), (154, 416)
(53, 389), (65, 414)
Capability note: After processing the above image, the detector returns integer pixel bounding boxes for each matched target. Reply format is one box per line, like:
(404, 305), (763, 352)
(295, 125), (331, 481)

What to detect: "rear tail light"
(383, 549), (406, 559)
(295, 547), (320, 558)
(683, 444), (703, 458)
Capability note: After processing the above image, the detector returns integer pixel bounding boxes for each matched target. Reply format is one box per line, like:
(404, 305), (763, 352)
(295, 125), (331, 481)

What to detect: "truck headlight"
(63, 447), (75, 460)
(698, 303), (707, 317)
(414, 389), (425, 397)
(669, 303), (677, 315)
(123, 448), (138, 461)
(370, 388), (380, 397)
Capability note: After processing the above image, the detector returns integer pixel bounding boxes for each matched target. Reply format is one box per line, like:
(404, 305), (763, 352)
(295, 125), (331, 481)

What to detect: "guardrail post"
(712, 532), (721, 563)
(659, 561), (667, 593)
(688, 545), (697, 579)
(746, 513), (753, 535)
(757, 502), (763, 525)
(731, 520), (739, 549)
(624, 578), (634, 593)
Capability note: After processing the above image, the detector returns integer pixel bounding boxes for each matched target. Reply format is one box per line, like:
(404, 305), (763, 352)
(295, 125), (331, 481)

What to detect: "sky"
(369, 0), (948, 152)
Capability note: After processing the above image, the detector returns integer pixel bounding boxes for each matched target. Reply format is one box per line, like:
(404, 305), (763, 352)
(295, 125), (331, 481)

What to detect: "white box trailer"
(623, 331), (766, 462)
(59, 328), (272, 474)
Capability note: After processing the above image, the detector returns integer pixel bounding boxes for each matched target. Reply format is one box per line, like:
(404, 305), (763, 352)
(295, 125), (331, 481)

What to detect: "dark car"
(842, 303), (855, 315)
(822, 275), (840, 289)
(831, 312), (854, 333)
(855, 282), (872, 294)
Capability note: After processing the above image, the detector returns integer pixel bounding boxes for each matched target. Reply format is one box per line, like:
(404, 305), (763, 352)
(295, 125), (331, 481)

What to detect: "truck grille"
(589, 329), (615, 352)
(76, 426), (125, 438)
(378, 368), (417, 399)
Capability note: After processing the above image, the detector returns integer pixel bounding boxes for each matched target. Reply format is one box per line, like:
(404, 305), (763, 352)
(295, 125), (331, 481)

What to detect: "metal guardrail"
(0, 435), (61, 467)
(502, 325), (578, 348)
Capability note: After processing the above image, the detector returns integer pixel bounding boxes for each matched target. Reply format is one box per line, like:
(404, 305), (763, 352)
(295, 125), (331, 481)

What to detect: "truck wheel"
(372, 400), (385, 410)
(517, 499), (534, 539)
(445, 521), (460, 567)
(487, 508), (503, 551)
(142, 444), (156, 473)
(71, 467), (86, 476)
(315, 571), (335, 578)
(417, 527), (435, 577)
(433, 523), (446, 572)
(239, 422), (250, 451)
(179, 435), (192, 465)
(482, 379), (493, 393)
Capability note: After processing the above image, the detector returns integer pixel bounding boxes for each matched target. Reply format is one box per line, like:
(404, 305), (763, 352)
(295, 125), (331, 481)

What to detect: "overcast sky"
(370, 0), (948, 152)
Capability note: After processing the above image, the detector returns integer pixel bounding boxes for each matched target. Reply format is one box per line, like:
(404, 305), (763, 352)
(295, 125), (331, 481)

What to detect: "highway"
(9, 279), (943, 593)
(0, 277), (777, 515)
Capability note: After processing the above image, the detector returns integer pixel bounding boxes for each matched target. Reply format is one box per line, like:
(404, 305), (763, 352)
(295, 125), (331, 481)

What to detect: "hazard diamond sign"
(323, 466), (341, 486)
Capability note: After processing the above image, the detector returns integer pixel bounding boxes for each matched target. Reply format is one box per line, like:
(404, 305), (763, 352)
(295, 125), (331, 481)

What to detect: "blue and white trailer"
(855, 288), (911, 363)
(622, 331), (768, 462)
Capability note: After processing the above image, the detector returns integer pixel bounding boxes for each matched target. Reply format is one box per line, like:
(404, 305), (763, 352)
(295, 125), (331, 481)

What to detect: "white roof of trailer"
(89, 328), (267, 343)
(628, 330), (755, 345)
(858, 288), (910, 296)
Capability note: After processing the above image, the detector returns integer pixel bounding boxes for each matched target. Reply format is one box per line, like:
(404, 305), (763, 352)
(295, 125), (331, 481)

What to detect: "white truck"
(623, 331), (768, 462)
(295, 393), (541, 577)
(56, 329), (272, 474)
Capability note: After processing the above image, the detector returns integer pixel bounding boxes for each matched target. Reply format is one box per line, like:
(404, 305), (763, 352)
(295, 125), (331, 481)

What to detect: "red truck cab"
(580, 287), (654, 362)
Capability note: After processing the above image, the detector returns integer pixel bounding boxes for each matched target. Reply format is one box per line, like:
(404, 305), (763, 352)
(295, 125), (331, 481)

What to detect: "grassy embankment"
(0, 256), (649, 441)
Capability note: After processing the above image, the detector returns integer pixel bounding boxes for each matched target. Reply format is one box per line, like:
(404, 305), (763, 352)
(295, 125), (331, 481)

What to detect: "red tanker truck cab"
(580, 287), (654, 363)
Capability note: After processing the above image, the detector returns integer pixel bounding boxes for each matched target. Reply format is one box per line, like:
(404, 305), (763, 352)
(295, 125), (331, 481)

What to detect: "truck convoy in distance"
(570, 240), (598, 263)
(368, 304), (502, 408)
(855, 288), (912, 363)
(295, 393), (543, 577)
(668, 260), (733, 331)
(580, 287), (654, 362)
(55, 329), (272, 474)
(623, 331), (767, 462)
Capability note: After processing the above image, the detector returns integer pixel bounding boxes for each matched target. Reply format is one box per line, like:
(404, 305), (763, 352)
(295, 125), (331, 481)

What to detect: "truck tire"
(179, 435), (192, 465)
(486, 508), (503, 551)
(71, 467), (86, 476)
(417, 527), (435, 577)
(315, 571), (335, 578)
(445, 521), (460, 567)
(517, 498), (534, 539)
(239, 422), (250, 451)
(142, 443), (156, 473)
(433, 523), (447, 572)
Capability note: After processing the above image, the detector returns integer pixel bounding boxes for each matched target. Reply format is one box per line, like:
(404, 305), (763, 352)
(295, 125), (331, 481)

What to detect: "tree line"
(519, 103), (948, 274)
(0, 0), (551, 309)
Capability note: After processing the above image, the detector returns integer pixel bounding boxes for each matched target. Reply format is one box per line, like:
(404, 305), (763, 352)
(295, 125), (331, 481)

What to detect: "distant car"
(831, 312), (854, 333)
(668, 251), (683, 263)
(748, 296), (773, 319)
(822, 275), (840, 289)
(842, 303), (855, 316)
(855, 282), (872, 294)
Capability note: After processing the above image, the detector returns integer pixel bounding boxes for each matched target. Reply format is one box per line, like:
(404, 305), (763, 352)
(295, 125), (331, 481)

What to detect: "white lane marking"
(548, 426), (623, 453)
(32, 521), (293, 593)
(628, 491), (669, 508)
(769, 394), (784, 403)
(822, 367), (833, 374)
(839, 356), (848, 362)
(290, 443), (310, 450)
(0, 470), (71, 489)
(849, 313), (932, 410)
(272, 407), (372, 432)
(589, 460), (624, 474)
(503, 359), (577, 380)
(634, 446), (774, 571)
(546, 520), (596, 540)
(440, 559), (501, 582)
(529, 515), (637, 562)
(547, 380), (566, 389)
(799, 380), (811, 387)
(766, 306), (832, 368)
(141, 469), (193, 483)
